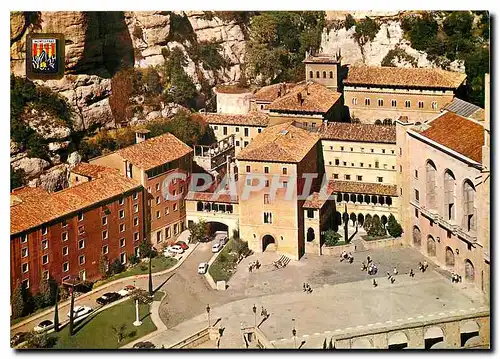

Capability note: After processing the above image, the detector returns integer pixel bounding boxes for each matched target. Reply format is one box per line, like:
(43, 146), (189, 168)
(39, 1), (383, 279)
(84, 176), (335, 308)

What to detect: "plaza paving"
(141, 246), (487, 349)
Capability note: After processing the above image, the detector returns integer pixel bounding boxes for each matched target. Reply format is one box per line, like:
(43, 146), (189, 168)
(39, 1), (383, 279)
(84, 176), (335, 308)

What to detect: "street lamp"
(252, 304), (257, 327)
(206, 304), (211, 327)
(292, 318), (297, 349)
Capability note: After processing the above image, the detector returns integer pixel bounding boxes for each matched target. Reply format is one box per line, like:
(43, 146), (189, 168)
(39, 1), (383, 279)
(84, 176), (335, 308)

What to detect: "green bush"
(387, 214), (403, 238)
(11, 167), (26, 190)
(324, 229), (340, 246)
(381, 48), (418, 67)
(368, 216), (386, 237)
(353, 16), (380, 46)
(109, 259), (125, 275)
(128, 254), (140, 266)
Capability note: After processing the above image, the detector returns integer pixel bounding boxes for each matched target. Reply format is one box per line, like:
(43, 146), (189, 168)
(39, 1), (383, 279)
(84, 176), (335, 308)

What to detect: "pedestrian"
(409, 269), (415, 277)
(423, 261), (428, 271)
(367, 256), (372, 264)
(390, 277), (395, 284)
(387, 274), (392, 281)
(393, 267), (398, 275)
(418, 262), (423, 272)
(372, 279), (378, 287)
(361, 262), (367, 271)
(386, 271), (391, 278)
(303, 283), (307, 292)
(261, 307), (265, 317)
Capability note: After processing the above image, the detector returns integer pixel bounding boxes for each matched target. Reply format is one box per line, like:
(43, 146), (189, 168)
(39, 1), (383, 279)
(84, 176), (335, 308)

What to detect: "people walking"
(372, 279), (378, 287)
(393, 267), (398, 275)
(409, 269), (415, 277)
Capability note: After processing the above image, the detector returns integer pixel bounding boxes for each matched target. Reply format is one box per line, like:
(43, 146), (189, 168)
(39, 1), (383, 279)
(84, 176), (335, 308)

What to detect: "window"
(78, 226), (85, 235)
(322, 71), (326, 78)
(165, 206), (170, 215)
(283, 181), (288, 188)
(42, 254), (49, 265)
(378, 99), (383, 106)
(236, 127), (240, 133)
(102, 245), (108, 255)
(329, 71), (333, 78)
(246, 178), (252, 186)
(120, 238), (125, 247)
(78, 212), (83, 221)
(426, 161), (437, 209)
(156, 183), (160, 191)
(223, 126), (228, 135)
(246, 165), (251, 173)
(375, 161), (379, 168)
(350, 147), (353, 152)
(174, 203), (178, 211)
(119, 209), (125, 218)
(213, 126), (218, 131)
(22, 279), (29, 289)
(415, 189), (420, 202)
(79, 255), (85, 265)
(316, 71), (320, 78)
(418, 101), (424, 108)
(340, 146), (344, 151)
(134, 217), (139, 226)
(134, 191), (140, 201)
(41, 239), (48, 250)
(166, 226), (171, 238)
(463, 180), (476, 232)
(361, 147), (364, 152)
(391, 99), (397, 107)
(343, 161), (347, 166)
(282, 167), (288, 175)
(63, 262), (69, 272)
(264, 166), (269, 174)
(391, 149), (395, 154)
(20, 234), (28, 244)
(155, 197), (160, 205)
(21, 247), (28, 258)
(415, 208), (419, 218)
(335, 159), (340, 165)
(174, 223), (179, 235)
(78, 239), (85, 249)
(405, 100), (411, 108)
(120, 223), (125, 232)
(351, 163), (354, 166)
(235, 140), (240, 146)
(134, 232), (140, 241)
(352, 97), (358, 105)
(258, 128), (262, 133)
(377, 177), (383, 183)
(415, 170), (418, 178)
(371, 149), (374, 153)
(365, 98), (370, 106)
(357, 175), (363, 181)
(444, 170), (456, 221)
(22, 263), (29, 273)
(263, 212), (273, 224)
(264, 194), (270, 204)
(360, 163), (364, 167)
(41, 226), (47, 235)
(120, 253), (126, 265)
(62, 232), (68, 242)
(382, 149), (386, 154)
(102, 216), (107, 226)
(102, 230), (108, 240)
(265, 180), (270, 188)
(333, 174), (339, 179)
(63, 246), (68, 256)
(307, 209), (315, 219)
(134, 204), (139, 213)
(432, 101), (438, 110)
(156, 210), (161, 219)
(384, 164), (388, 169)
(309, 70), (313, 78)
(244, 128), (249, 137)
(345, 174), (351, 180)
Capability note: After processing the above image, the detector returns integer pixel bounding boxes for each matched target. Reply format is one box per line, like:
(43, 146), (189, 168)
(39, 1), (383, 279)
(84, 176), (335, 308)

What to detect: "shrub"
(353, 16), (380, 46)
(78, 280), (94, 293)
(109, 259), (125, 275)
(387, 214), (403, 237)
(128, 254), (140, 265)
(381, 48), (418, 67)
(11, 167), (26, 190)
(324, 229), (340, 246)
(345, 14), (356, 30)
(368, 216), (387, 237)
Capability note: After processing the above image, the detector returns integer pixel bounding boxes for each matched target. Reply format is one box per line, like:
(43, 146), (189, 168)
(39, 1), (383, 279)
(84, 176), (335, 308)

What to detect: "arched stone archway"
(381, 215), (388, 226)
(262, 235), (276, 251)
(460, 320), (480, 347)
(196, 201), (203, 211)
(350, 212), (357, 226)
(425, 326), (444, 349)
(465, 259), (475, 282)
(427, 236), (436, 257)
(307, 227), (315, 242)
(445, 246), (455, 267)
(412, 226), (421, 248)
(388, 331), (409, 349)
(386, 196), (392, 206)
(350, 194), (356, 203)
(334, 212), (342, 227)
(343, 193), (349, 202)
(358, 213), (364, 226)
(357, 194), (364, 203)
(351, 337), (372, 349)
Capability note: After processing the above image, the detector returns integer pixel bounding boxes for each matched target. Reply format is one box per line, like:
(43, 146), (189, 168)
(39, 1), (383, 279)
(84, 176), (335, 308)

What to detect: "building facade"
(91, 132), (193, 247)
(10, 164), (145, 294)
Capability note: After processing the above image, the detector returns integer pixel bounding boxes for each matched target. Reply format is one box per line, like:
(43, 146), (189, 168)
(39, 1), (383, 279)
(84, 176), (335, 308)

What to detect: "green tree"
(353, 16), (380, 47)
(33, 279), (52, 309)
(138, 239), (155, 259)
(387, 214), (403, 238)
(345, 14), (356, 30)
(161, 47), (198, 108)
(368, 216), (386, 237)
(401, 13), (438, 52)
(11, 167), (25, 190)
(324, 229), (340, 246)
(188, 219), (207, 243)
(110, 258), (125, 275)
(363, 215), (372, 233)
(143, 67), (163, 95)
(10, 282), (25, 319)
(24, 331), (57, 349)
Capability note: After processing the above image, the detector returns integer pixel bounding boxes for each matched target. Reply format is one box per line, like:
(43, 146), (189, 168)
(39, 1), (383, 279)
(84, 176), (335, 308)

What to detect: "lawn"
(50, 300), (156, 349)
(361, 234), (393, 241)
(95, 256), (177, 288)
(208, 239), (240, 282)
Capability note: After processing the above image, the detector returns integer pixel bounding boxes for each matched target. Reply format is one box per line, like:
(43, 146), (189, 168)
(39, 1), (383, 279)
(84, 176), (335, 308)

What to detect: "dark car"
(133, 341), (156, 349)
(175, 241), (189, 250)
(10, 332), (28, 347)
(96, 292), (121, 305)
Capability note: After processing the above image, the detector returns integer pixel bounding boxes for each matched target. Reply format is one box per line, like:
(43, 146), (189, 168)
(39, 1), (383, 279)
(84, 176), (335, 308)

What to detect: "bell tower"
(303, 49), (342, 92)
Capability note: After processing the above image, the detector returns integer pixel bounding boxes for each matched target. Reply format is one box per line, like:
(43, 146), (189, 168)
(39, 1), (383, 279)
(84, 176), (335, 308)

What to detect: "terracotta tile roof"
(71, 163), (117, 178)
(266, 81), (342, 114)
(252, 83), (296, 103)
(201, 112), (270, 127)
(419, 112), (484, 163)
(118, 133), (193, 170)
(344, 66), (466, 89)
(329, 180), (398, 196)
(215, 85), (252, 94)
(236, 122), (319, 163)
(10, 171), (142, 235)
(319, 122), (396, 144)
(303, 191), (332, 209)
(185, 191), (238, 204)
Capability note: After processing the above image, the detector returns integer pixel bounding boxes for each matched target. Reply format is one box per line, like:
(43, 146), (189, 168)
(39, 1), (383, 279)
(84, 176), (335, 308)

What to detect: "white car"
(67, 305), (93, 319)
(118, 285), (136, 297)
(33, 320), (54, 333)
(212, 242), (223, 253)
(166, 245), (184, 255)
(198, 262), (209, 274)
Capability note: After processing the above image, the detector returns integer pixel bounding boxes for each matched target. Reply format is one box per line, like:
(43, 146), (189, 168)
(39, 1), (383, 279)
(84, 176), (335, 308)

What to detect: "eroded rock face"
(67, 151), (82, 168)
(29, 164), (69, 192)
(22, 108), (71, 140)
(11, 157), (50, 178)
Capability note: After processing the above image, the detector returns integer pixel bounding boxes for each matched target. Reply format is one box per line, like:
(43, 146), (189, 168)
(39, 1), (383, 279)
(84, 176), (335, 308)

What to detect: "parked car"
(67, 305), (93, 319)
(10, 332), (28, 347)
(34, 319), (54, 333)
(118, 285), (136, 297)
(200, 235), (211, 243)
(166, 244), (184, 254)
(175, 241), (189, 250)
(212, 242), (223, 253)
(198, 262), (209, 274)
(96, 292), (121, 305)
(133, 341), (156, 349)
